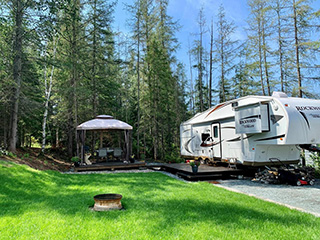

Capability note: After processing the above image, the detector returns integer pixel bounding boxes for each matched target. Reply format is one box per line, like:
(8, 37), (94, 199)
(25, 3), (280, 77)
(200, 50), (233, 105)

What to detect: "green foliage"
(189, 160), (200, 167)
(0, 162), (320, 239)
(310, 152), (320, 177)
(127, 0), (187, 161)
(71, 156), (80, 163)
(7, 152), (17, 158)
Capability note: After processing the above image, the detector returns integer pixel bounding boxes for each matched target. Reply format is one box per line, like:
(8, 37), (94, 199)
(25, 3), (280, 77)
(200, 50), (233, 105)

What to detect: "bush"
(7, 152), (17, 158)
(310, 152), (320, 178)
(71, 156), (80, 162)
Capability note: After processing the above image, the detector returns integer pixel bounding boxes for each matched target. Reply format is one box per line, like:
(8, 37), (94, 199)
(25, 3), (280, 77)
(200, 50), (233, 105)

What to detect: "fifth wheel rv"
(180, 92), (320, 166)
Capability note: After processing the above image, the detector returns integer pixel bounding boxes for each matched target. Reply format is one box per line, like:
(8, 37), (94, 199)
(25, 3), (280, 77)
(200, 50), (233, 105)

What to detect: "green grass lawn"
(0, 161), (319, 240)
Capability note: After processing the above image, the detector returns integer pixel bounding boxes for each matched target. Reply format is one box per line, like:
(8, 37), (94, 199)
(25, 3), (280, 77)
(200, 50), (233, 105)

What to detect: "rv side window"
(201, 133), (210, 141)
(213, 126), (218, 138)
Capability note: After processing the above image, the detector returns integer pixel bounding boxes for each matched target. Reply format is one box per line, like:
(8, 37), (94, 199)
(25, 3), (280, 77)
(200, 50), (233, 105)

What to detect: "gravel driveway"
(215, 179), (320, 217)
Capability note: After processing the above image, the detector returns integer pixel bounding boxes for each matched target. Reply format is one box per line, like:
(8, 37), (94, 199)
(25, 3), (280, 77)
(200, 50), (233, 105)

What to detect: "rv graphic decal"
(205, 102), (231, 118)
(295, 106), (320, 129)
(298, 111), (310, 129)
(255, 134), (285, 142)
(226, 135), (252, 142)
(270, 115), (284, 124)
(200, 139), (223, 147)
(184, 136), (195, 154)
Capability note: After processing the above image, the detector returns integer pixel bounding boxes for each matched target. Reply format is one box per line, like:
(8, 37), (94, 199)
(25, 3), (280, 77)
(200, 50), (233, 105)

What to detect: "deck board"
(74, 162), (247, 181)
(157, 163), (244, 180)
(74, 161), (146, 172)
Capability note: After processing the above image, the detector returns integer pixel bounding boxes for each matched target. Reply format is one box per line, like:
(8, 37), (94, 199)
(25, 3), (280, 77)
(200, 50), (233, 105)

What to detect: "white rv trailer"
(180, 92), (320, 166)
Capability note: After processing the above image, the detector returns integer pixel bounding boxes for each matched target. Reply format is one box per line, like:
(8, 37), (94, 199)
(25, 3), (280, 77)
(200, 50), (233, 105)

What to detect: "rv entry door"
(211, 123), (222, 159)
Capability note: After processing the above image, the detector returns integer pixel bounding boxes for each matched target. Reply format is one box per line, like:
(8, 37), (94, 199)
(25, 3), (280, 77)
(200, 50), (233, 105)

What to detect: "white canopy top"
(76, 115), (133, 131)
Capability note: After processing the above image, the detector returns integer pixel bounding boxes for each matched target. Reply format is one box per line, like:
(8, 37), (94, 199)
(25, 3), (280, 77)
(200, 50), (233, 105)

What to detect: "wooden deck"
(74, 161), (146, 172)
(74, 161), (249, 181)
(155, 163), (244, 180)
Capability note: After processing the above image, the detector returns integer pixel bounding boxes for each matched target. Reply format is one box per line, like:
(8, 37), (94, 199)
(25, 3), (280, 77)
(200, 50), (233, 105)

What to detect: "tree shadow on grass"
(0, 166), (185, 217)
(121, 194), (320, 239)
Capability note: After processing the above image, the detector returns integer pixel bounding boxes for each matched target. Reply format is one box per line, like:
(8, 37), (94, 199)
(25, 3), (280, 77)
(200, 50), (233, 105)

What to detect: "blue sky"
(112, 0), (320, 97)
(113, 0), (250, 67)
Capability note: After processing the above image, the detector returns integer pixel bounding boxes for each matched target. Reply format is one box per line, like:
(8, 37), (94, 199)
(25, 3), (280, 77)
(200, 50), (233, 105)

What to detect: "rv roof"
(181, 92), (288, 126)
(272, 91), (288, 98)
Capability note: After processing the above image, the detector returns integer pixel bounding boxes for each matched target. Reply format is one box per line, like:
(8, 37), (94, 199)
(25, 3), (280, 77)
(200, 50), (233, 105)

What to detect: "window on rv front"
(201, 133), (210, 142)
(213, 126), (218, 138)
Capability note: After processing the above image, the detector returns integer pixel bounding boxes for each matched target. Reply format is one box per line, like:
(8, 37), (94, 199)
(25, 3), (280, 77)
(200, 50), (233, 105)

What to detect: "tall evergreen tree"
(247, 0), (274, 96)
(56, 0), (84, 157)
(290, 0), (317, 97)
(215, 5), (238, 102)
(191, 7), (207, 111)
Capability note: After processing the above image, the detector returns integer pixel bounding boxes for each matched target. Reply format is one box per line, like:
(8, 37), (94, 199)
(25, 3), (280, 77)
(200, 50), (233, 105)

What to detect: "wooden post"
(80, 130), (86, 164)
(100, 132), (103, 149)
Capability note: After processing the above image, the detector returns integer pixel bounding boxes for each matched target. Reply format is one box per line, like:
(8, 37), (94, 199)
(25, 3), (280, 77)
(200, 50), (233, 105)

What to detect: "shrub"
(310, 152), (320, 178)
(71, 156), (80, 162)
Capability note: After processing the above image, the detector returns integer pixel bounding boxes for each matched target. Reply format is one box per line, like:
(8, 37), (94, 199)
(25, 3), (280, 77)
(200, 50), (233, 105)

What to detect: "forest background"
(0, 0), (319, 162)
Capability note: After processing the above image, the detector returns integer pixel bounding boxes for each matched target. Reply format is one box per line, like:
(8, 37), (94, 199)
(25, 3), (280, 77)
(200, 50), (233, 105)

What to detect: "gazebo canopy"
(76, 115), (133, 131)
(76, 115), (132, 163)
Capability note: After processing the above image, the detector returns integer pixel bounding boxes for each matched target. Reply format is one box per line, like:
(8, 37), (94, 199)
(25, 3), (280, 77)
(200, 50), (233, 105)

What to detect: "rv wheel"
(296, 180), (302, 186)
(203, 158), (209, 164)
(309, 180), (315, 186)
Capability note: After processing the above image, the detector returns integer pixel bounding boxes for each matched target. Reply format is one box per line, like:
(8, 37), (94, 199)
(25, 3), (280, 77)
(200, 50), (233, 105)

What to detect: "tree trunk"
(209, 19), (213, 108)
(8, 0), (23, 152)
(42, 36), (58, 153)
(276, 0), (284, 92)
(199, 23), (204, 111)
(221, 32), (225, 102)
(56, 128), (59, 148)
(188, 41), (195, 114)
(197, 7), (205, 111)
(293, 0), (302, 97)
(137, 2), (141, 159)
(258, 16), (265, 96)
(262, 17), (271, 96)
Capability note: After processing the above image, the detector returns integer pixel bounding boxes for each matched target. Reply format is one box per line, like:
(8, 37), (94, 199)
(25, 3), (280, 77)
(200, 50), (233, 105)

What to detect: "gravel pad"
(216, 179), (320, 217)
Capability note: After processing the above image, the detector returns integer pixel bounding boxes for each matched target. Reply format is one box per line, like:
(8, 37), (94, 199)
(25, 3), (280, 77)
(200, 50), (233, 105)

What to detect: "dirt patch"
(208, 181), (221, 184)
(0, 148), (72, 172)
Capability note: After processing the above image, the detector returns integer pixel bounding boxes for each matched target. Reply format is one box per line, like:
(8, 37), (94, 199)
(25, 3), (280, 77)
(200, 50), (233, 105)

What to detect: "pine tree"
(290, 0), (317, 97)
(56, 0), (84, 157)
(247, 0), (274, 96)
(191, 7), (207, 112)
(215, 5), (238, 102)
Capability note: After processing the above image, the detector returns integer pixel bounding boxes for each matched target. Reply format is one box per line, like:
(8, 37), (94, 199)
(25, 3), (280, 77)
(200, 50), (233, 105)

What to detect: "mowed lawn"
(0, 161), (319, 240)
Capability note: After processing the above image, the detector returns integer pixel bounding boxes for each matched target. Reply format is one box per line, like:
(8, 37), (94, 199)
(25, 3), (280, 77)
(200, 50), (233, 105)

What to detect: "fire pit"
(93, 194), (122, 211)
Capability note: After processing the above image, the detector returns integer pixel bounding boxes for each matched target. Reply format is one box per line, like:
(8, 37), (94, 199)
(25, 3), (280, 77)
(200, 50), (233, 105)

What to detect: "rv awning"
(76, 115), (133, 131)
